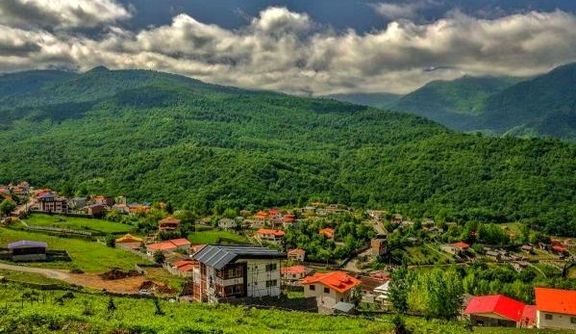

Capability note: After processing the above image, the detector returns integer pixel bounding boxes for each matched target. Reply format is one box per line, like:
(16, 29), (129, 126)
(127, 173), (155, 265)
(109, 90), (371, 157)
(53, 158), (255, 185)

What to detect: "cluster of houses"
(464, 288), (576, 330)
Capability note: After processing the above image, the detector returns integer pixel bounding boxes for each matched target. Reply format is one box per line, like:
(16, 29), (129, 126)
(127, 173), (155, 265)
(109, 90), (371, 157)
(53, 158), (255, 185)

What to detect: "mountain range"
(0, 68), (575, 235)
(330, 63), (576, 141)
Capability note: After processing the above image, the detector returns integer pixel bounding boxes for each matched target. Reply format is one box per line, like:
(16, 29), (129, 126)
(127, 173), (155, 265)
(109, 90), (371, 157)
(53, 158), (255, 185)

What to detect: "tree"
(153, 250), (165, 264)
(0, 199), (16, 216)
(105, 235), (116, 248)
(420, 269), (463, 320)
(388, 266), (411, 314)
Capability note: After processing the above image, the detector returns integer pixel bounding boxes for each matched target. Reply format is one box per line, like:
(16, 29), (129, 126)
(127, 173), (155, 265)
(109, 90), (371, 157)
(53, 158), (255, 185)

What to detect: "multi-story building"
(191, 245), (285, 303)
(37, 193), (68, 214)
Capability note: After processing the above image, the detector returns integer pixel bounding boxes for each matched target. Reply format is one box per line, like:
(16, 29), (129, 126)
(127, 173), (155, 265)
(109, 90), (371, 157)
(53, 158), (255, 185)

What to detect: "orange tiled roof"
(319, 227), (335, 238)
(282, 214), (296, 223)
(302, 271), (360, 293)
(288, 248), (305, 256)
(535, 288), (576, 316)
(160, 216), (181, 225)
(281, 265), (307, 275)
(452, 241), (470, 249)
(146, 241), (178, 251)
(256, 228), (285, 237)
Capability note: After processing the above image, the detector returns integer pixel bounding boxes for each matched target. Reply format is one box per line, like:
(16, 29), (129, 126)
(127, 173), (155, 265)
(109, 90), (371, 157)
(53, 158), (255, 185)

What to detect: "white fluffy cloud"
(372, 2), (426, 20)
(1, 2), (576, 94)
(0, 0), (131, 29)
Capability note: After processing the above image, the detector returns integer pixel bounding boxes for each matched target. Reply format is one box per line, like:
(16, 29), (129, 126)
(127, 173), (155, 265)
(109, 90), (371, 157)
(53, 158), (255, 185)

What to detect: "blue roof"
(8, 240), (48, 249)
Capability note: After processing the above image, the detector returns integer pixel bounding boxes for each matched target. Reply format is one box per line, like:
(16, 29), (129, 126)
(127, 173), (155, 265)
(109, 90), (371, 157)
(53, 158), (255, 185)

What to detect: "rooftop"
(192, 245), (284, 270)
(302, 271), (360, 293)
(256, 228), (285, 237)
(535, 288), (576, 316)
(464, 295), (527, 322)
(8, 240), (48, 249)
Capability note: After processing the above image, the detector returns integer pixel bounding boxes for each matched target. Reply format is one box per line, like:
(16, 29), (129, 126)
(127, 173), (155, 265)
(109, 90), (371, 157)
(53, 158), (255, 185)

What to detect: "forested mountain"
(339, 63), (576, 141)
(325, 93), (402, 109)
(0, 68), (575, 235)
(393, 76), (519, 129)
(482, 63), (576, 139)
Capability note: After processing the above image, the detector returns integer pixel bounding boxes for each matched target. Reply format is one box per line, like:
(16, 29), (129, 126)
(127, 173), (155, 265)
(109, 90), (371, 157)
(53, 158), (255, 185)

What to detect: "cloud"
(371, 2), (425, 20)
(0, 0), (131, 29)
(1, 6), (576, 94)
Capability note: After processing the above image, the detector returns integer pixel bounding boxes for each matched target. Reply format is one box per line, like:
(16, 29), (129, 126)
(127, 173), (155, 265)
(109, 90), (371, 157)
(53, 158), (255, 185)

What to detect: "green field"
(22, 214), (135, 234)
(0, 283), (572, 334)
(188, 230), (249, 245)
(0, 228), (148, 272)
(0, 269), (66, 286)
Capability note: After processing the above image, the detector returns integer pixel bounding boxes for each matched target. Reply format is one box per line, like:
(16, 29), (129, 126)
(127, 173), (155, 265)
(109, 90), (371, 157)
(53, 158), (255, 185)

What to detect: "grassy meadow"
(23, 214), (135, 234)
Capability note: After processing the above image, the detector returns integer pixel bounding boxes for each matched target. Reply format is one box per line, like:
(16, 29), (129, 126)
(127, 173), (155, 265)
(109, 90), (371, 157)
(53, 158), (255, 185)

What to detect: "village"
(0, 181), (575, 331)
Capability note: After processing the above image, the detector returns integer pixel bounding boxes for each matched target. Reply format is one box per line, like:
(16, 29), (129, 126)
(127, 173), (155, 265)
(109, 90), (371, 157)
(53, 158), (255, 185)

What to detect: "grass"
(0, 283), (573, 334)
(22, 214), (134, 234)
(143, 267), (187, 291)
(0, 227), (149, 272)
(0, 269), (66, 286)
(188, 230), (249, 244)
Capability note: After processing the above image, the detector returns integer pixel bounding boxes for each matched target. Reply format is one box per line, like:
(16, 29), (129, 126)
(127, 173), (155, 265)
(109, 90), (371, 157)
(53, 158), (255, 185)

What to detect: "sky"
(1, 0), (576, 95)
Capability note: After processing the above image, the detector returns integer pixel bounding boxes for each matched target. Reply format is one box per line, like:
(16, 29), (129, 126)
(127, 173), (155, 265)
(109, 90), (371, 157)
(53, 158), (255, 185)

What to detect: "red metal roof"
(302, 271), (360, 293)
(464, 295), (526, 322)
(535, 288), (576, 316)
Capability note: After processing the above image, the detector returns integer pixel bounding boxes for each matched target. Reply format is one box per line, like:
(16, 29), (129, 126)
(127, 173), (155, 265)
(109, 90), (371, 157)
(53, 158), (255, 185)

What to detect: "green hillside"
(393, 76), (518, 129)
(482, 63), (576, 140)
(325, 92), (402, 109)
(0, 69), (575, 235)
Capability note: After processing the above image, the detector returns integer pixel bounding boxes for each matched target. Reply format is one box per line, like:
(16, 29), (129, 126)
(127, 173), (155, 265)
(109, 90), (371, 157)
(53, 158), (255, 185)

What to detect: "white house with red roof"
(281, 265), (311, 281)
(255, 229), (285, 243)
(302, 271), (360, 309)
(535, 288), (576, 330)
(146, 238), (191, 255)
(287, 248), (305, 262)
(464, 294), (535, 328)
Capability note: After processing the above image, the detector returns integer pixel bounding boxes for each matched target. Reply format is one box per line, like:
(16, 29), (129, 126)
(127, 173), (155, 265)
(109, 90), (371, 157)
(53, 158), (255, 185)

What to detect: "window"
(545, 314), (553, 320)
(265, 263), (277, 272)
(309, 284), (315, 291)
(323, 287), (330, 294)
(266, 279), (277, 287)
(571, 317), (576, 324)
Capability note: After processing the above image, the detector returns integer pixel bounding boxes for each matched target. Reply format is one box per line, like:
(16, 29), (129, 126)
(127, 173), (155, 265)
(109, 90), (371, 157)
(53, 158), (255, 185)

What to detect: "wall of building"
(242, 258), (281, 298)
(537, 310), (576, 330)
(304, 284), (348, 308)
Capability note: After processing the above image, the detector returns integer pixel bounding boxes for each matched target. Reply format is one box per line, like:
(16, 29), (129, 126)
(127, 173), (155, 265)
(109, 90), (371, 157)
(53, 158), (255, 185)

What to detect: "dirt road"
(0, 262), (70, 280)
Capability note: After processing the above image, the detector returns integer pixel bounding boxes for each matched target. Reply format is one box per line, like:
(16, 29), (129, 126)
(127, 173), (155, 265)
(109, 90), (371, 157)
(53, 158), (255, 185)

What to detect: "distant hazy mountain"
(325, 92), (402, 109)
(333, 63), (576, 141)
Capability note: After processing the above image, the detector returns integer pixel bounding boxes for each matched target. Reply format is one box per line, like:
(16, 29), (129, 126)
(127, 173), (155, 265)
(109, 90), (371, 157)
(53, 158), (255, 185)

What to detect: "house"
(8, 240), (47, 261)
(282, 213), (296, 226)
(371, 235), (388, 256)
(128, 203), (151, 214)
(281, 265), (311, 281)
(373, 281), (391, 305)
(254, 210), (269, 221)
(319, 227), (335, 239)
(37, 193), (68, 214)
(68, 197), (87, 210)
(521, 245), (534, 253)
(550, 240), (568, 255)
(86, 204), (106, 217)
(115, 234), (143, 250)
(287, 248), (306, 262)
(441, 241), (470, 255)
(190, 245), (285, 302)
(535, 288), (576, 330)
(302, 271), (361, 309)
(158, 216), (181, 232)
(255, 229), (285, 243)
(93, 195), (114, 207)
(464, 295), (535, 328)
(169, 259), (197, 277)
(146, 238), (191, 255)
(218, 218), (237, 231)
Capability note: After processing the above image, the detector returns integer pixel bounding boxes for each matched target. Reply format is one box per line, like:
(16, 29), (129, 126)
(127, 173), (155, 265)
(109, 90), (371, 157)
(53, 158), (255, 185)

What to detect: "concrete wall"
(537, 310), (576, 330)
(304, 283), (348, 308)
(242, 258), (281, 298)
